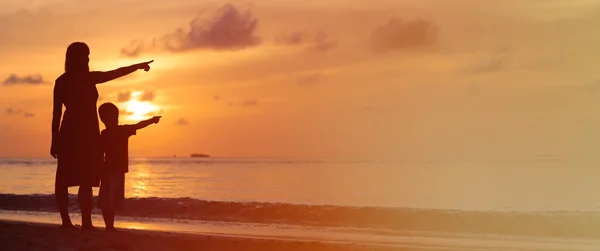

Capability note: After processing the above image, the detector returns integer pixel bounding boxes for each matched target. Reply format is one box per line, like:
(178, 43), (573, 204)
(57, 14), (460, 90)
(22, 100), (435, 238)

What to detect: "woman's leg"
(55, 183), (73, 227)
(78, 185), (96, 229)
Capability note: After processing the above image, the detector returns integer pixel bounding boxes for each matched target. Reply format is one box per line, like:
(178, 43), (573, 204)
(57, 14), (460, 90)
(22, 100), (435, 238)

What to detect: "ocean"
(1, 157), (600, 244)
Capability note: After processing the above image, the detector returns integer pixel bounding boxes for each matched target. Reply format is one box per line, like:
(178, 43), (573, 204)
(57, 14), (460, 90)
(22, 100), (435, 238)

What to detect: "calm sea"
(1, 157), (600, 238)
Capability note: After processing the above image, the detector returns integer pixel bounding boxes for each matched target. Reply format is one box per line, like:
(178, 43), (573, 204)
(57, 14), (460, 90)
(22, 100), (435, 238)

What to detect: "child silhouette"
(97, 102), (161, 231)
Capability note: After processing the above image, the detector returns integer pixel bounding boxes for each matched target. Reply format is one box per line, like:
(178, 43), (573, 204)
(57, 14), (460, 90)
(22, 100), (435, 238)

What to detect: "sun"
(123, 92), (160, 121)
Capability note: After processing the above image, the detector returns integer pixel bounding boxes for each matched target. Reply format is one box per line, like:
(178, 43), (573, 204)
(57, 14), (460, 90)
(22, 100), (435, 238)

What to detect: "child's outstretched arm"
(131, 116), (161, 130)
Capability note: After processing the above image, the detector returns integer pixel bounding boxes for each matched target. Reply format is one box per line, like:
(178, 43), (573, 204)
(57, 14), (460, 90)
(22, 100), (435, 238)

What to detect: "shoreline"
(0, 220), (401, 251)
(0, 209), (425, 249)
(1, 211), (599, 251)
(0, 209), (410, 247)
(3, 192), (600, 240)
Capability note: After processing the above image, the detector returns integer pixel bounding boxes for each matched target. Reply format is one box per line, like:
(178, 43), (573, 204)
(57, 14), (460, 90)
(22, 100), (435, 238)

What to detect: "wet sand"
(0, 220), (405, 251)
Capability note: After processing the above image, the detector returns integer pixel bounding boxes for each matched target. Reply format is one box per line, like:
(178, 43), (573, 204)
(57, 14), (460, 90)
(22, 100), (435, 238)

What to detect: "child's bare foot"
(106, 226), (118, 232)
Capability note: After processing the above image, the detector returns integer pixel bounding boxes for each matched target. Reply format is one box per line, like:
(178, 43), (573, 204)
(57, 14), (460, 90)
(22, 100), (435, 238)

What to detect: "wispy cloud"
(296, 73), (323, 85)
(371, 18), (437, 52)
(117, 91), (132, 102)
(6, 108), (34, 118)
(3, 74), (47, 86)
(121, 4), (260, 57)
(119, 110), (135, 116)
(240, 99), (258, 106)
(227, 99), (259, 107)
(143, 109), (164, 116)
(6, 108), (22, 114)
(176, 118), (189, 126)
(140, 90), (156, 102)
(274, 31), (337, 52)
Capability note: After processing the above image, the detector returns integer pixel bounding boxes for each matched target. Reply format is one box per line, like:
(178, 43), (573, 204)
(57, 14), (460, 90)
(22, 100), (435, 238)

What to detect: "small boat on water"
(190, 153), (210, 158)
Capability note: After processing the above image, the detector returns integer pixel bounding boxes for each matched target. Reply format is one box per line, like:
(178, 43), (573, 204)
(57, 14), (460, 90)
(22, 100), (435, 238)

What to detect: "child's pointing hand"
(151, 116), (162, 124)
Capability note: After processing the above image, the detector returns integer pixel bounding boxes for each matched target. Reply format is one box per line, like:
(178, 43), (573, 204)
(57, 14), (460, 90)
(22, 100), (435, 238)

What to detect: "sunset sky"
(2, 0), (600, 160)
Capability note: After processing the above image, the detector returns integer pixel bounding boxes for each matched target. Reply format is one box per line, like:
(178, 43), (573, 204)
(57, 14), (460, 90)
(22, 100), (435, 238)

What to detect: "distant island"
(190, 153), (210, 158)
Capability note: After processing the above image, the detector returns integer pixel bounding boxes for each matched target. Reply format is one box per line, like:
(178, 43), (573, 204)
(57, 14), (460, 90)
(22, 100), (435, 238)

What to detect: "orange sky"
(1, 0), (600, 160)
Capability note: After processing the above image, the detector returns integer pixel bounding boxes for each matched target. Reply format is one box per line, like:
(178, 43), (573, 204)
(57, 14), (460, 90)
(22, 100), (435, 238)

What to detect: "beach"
(0, 220), (400, 251)
(3, 219), (600, 251)
(1, 158), (600, 250)
(2, 211), (600, 251)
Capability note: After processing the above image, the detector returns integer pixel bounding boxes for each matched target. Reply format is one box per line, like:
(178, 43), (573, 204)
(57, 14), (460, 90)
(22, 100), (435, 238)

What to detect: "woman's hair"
(64, 42), (90, 73)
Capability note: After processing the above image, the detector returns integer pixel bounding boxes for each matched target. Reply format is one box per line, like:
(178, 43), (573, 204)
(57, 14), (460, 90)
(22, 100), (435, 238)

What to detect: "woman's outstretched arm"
(91, 60), (153, 84)
(50, 80), (63, 158)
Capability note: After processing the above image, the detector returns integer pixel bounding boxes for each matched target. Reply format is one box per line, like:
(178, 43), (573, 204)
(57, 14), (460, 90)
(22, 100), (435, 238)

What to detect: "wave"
(0, 193), (599, 238)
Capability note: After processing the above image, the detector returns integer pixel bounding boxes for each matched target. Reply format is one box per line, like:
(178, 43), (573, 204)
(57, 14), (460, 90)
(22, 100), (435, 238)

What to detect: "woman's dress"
(54, 73), (103, 187)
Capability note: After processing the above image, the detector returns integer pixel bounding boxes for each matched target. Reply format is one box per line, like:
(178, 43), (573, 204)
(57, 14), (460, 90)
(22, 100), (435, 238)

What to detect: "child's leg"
(102, 209), (115, 230)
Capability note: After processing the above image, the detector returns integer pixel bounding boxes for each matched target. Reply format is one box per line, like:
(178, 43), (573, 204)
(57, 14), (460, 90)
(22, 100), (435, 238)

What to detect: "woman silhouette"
(51, 42), (153, 230)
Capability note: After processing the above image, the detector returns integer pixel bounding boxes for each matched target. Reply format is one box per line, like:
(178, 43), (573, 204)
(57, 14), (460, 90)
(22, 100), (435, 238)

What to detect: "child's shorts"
(98, 173), (125, 211)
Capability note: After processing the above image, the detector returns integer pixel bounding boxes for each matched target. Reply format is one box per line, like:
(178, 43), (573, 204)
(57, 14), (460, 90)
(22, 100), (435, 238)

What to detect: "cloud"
(296, 73), (322, 85)
(120, 40), (148, 58)
(121, 4), (260, 57)
(140, 90), (156, 102)
(6, 108), (23, 114)
(143, 109), (164, 116)
(176, 118), (189, 126)
(240, 99), (258, 107)
(227, 99), (259, 107)
(119, 110), (135, 116)
(6, 108), (34, 117)
(274, 31), (337, 52)
(371, 18), (437, 52)
(3, 74), (47, 86)
(117, 91), (132, 102)
(116, 90), (156, 102)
